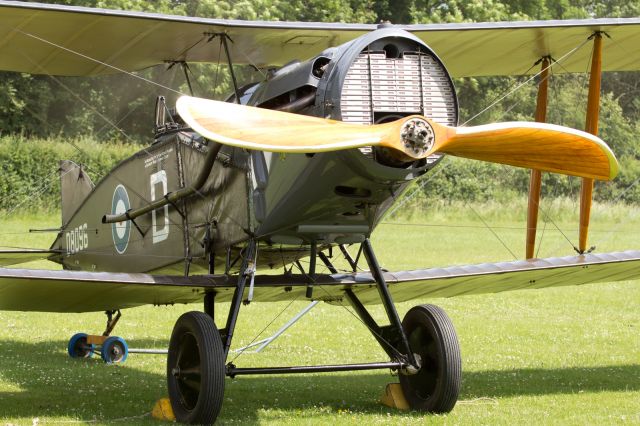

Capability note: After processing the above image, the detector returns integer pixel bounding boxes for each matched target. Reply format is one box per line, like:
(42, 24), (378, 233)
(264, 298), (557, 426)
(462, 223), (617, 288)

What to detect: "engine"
(238, 25), (459, 168)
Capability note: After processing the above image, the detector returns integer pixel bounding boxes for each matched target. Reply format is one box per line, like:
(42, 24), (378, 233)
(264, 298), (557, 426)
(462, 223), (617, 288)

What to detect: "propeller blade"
(435, 122), (619, 181)
(176, 95), (394, 153)
(176, 96), (618, 181)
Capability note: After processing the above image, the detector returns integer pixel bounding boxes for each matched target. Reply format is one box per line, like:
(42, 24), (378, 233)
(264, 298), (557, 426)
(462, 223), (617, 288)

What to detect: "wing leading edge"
(1, 250), (638, 312)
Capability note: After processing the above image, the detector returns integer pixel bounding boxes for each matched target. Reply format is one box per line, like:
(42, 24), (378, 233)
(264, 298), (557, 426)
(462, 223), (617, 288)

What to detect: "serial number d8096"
(66, 223), (89, 255)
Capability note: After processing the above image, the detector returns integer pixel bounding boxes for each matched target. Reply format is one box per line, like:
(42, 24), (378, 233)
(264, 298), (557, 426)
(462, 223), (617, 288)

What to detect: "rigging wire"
(43, 73), (134, 142)
(384, 36), (598, 259)
(462, 36), (592, 126)
(427, 36), (602, 257)
(383, 158), (450, 219)
(466, 203), (518, 260)
(95, 64), (183, 137)
(16, 30), (185, 96)
(0, 167), (61, 209)
(280, 255), (408, 360)
(6, 46), (218, 250)
(228, 296), (301, 363)
(315, 281), (407, 360)
(1, 168), (74, 219)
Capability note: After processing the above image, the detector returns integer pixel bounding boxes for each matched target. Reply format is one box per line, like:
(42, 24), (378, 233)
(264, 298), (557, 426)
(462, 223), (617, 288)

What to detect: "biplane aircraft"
(1, 0), (640, 423)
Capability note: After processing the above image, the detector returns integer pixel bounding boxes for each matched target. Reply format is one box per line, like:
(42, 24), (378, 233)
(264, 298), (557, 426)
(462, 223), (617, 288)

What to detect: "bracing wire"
(5, 41), (220, 248)
(462, 36), (592, 126)
(16, 30), (185, 96)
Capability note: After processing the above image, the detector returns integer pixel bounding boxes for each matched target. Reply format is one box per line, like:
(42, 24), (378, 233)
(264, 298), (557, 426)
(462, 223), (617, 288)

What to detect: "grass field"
(1, 202), (639, 425)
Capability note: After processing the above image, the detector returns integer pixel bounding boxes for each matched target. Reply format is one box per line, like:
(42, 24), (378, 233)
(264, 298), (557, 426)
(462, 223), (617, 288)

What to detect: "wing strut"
(526, 56), (551, 259)
(207, 32), (242, 104)
(579, 32), (604, 254)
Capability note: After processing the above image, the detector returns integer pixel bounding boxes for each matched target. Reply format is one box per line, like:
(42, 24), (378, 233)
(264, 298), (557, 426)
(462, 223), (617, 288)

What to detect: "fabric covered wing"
(0, 1), (639, 77)
(352, 250), (640, 304)
(0, 0), (368, 76)
(1, 250), (638, 312)
(0, 269), (215, 312)
(411, 19), (640, 77)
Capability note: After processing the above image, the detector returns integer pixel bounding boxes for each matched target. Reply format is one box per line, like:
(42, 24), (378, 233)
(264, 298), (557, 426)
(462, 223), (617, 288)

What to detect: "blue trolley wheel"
(67, 333), (95, 358)
(101, 336), (128, 364)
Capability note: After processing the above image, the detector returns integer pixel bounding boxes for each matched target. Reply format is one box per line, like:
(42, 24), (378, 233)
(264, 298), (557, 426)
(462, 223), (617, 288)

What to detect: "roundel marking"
(111, 184), (131, 254)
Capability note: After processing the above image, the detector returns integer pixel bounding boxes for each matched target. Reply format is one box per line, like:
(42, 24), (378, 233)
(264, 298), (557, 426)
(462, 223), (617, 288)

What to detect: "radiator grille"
(340, 51), (456, 162)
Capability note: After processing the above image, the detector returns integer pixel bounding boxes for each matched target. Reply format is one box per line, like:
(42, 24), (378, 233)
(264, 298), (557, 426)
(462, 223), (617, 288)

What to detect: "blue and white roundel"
(111, 184), (131, 254)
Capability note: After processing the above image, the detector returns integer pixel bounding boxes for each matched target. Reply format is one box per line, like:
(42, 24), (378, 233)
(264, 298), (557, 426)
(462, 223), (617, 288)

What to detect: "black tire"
(399, 304), (461, 413)
(167, 311), (225, 425)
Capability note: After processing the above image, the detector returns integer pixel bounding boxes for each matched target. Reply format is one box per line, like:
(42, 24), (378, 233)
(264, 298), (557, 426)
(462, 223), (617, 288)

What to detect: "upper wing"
(0, 1), (639, 77)
(0, 0), (369, 76)
(411, 19), (640, 77)
(1, 250), (638, 312)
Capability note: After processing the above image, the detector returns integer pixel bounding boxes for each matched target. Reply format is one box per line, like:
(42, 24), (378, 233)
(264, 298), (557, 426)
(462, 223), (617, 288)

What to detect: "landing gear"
(167, 311), (225, 425)
(399, 304), (461, 413)
(67, 310), (129, 364)
(162, 238), (461, 423)
(67, 333), (95, 358)
(101, 336), (129, 364)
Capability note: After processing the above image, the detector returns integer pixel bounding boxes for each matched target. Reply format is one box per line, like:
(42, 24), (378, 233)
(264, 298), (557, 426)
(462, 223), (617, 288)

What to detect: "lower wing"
(1, 251), (639, 312)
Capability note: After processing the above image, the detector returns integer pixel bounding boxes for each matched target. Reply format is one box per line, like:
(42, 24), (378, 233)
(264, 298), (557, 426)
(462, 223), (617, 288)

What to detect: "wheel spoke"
(175, 335), (187, 365)
(408, 326), (423, 349)
(180, 377), (201, 392)
(176, 367), (202, 379)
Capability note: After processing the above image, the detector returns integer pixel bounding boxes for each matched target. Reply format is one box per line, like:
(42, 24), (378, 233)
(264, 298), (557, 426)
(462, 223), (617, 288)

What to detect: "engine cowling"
(240, 26), (459, 168)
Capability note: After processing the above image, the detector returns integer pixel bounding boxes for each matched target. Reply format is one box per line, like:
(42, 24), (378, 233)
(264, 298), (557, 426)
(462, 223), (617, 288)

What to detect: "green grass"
(1, 203), (639, 425)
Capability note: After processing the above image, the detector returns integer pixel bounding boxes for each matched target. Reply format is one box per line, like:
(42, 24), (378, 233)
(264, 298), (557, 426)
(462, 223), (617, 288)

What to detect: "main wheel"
(67, 333), (94, 358)
(399, 304), (461, 413)
(101, 336), (128, 364)
(167, 311), (225, 425)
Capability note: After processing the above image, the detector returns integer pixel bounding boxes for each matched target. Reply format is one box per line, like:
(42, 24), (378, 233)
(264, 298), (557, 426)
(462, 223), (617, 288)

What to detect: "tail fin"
(60, 160), (94, 226)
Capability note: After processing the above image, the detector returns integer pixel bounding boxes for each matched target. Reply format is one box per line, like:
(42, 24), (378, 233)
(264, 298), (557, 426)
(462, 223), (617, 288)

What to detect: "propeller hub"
(400, 118), (435, 158)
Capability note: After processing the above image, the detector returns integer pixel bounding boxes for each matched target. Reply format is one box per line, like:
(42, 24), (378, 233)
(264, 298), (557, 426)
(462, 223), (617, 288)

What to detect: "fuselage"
(52, 27), (459, 275)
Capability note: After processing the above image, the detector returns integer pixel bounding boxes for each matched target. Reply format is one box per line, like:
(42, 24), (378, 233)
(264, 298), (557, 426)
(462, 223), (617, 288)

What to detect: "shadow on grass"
(0, 339), (638, 422)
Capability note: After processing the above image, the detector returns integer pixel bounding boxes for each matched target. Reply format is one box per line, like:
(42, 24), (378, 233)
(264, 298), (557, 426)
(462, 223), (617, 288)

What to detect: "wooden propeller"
(177, 96), (618, 181)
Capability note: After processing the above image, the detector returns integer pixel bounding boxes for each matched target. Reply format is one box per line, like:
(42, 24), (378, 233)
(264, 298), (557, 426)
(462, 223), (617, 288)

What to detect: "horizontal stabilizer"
(1, 250), (638, 312)
(177, 96), (618, 180)
(0, 249), (59, 267)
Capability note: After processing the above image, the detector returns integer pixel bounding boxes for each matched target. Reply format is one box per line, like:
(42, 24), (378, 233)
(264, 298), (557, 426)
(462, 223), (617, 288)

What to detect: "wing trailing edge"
(0, 250), (638, 312)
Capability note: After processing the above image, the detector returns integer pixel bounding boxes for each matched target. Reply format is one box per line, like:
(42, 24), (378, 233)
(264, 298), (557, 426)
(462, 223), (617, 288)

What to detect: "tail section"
(60, 160), (94, 226)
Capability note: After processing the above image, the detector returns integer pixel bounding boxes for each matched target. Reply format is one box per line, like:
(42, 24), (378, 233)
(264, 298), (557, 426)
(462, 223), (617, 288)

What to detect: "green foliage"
(0, 136), (138, 213)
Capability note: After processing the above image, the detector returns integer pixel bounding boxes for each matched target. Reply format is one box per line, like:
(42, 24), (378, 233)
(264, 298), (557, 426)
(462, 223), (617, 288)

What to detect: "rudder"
(60, 160), (94, 226)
